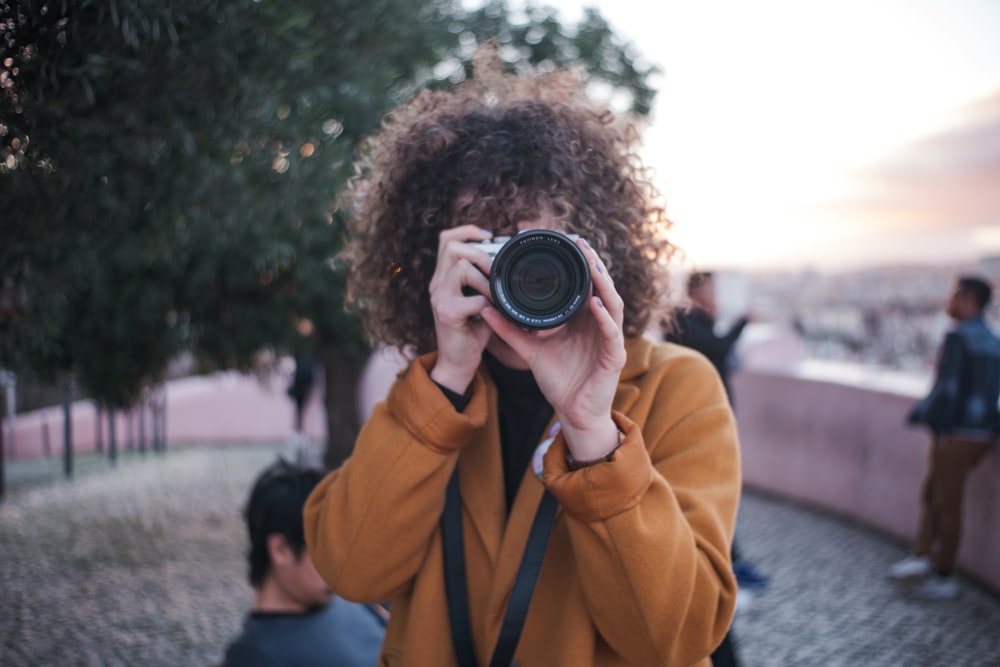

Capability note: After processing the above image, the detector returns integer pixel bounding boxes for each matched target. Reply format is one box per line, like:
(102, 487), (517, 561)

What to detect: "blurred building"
(739, 261), (999, 374)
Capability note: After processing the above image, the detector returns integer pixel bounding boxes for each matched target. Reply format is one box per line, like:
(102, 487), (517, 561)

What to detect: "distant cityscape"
(720, 258), (1000, 374)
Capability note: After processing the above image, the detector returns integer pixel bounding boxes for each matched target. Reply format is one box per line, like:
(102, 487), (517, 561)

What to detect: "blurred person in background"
(223, 459), (386, 666)
(665, 270), (766, 667)
(890, 275), (1000, 600)
(285, 352), (322, 468)
(287, 353), (316, 438)
(665, 272), (749, 403)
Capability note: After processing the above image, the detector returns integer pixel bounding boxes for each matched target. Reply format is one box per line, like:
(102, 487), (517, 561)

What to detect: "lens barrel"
(489, 230), (591, 330)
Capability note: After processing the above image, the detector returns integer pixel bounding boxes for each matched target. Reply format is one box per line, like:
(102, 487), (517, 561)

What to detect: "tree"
(1, 0), (659, 470)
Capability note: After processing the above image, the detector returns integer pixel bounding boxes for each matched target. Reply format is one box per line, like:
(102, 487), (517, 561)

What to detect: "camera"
(466, 229), (592, 330)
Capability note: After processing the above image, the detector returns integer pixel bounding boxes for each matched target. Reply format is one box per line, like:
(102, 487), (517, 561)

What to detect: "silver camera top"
(466, 235), (512, 259)
(467, 232), (580, 260)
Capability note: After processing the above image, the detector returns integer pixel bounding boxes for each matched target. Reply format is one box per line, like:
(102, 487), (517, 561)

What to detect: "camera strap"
(442, 468), (559, 667)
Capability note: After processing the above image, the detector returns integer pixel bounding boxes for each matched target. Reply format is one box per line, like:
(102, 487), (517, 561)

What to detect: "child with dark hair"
(223, 459), (385, 666)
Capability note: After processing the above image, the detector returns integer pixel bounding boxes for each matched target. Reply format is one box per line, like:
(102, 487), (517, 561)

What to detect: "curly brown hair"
(340, 46), (675, 356)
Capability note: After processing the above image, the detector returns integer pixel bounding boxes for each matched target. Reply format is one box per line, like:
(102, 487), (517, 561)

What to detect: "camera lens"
(490, 230), (591, 329)
(508, 254), (571, 310)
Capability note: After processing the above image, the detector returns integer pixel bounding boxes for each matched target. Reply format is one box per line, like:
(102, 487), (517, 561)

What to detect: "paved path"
(1, 445), (998, 666)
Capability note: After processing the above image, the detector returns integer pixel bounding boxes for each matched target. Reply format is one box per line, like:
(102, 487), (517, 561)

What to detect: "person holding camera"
(304, 44), (741, 667)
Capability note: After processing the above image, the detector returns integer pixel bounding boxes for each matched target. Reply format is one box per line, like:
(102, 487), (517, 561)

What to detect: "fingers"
(438, 224), (493, 247)
(432, 257), (492, 323)
(578, 238), (624, 329)
(429, 225), (499, 344)
(439, 225), (494, 270)
(431, 226), (489, 291)
(430, 226), (497, 391)
(431, 226), (494, 295)
(447, 255), (491, 302)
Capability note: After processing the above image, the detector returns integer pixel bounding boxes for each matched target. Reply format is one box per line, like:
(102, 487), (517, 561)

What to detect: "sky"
(500, 0), (1000, 272)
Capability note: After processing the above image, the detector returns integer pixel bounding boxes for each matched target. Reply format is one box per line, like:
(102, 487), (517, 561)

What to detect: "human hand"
(481, 238), (625, 460)
(427, 225), (496, 394)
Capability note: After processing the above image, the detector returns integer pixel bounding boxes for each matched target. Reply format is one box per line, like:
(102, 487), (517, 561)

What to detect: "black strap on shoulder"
(443, 470), (478, 667)
(442, 467), (559, 667)
(487, 488), (558, 667)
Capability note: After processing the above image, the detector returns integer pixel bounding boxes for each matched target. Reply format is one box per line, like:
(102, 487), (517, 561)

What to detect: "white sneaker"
(887, 555), (932, 581)
(909, 574), (959, 600)
(734, 588), (754, 617)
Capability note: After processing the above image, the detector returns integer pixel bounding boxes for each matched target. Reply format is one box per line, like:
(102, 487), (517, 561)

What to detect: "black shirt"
(435, 353), (554, 515)
(483, 353), (555, 514)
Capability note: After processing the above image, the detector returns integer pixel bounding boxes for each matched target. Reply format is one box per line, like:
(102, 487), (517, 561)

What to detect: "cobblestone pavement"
(731, 492), (1000, 667)
(1, 445), (999, 666)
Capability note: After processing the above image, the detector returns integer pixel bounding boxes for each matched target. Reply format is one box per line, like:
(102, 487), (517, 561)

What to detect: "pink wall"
(732, 361), (1000, 593)
(2, 368), (326, 459)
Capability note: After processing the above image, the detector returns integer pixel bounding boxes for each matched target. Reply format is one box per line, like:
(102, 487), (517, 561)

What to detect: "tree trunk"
(107, 408), (117, 465)
(319, 347), (367, 471)
(62, 376), (73, 479)
(125, 408), (133, 451)
(157, 383), (167, 452)
(138, 392), (146, 454)
(0, 383), (5, 501)
(95, 403), (103, 453)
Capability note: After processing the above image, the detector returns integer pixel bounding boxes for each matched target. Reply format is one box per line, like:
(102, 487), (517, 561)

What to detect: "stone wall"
(732, 359), (1000, 593)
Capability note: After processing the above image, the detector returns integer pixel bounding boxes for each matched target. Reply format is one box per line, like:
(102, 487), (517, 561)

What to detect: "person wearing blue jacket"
(889, 275), (1000, 599)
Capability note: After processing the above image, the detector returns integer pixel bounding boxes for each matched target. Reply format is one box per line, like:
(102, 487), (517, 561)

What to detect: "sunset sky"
(531, 0), (1000, 272)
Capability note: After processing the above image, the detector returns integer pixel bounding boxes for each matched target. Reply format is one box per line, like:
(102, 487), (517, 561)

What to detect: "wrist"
(561, 419), (622, 466)
(566, 429), (623, 470)
(430, 362), (475, 396)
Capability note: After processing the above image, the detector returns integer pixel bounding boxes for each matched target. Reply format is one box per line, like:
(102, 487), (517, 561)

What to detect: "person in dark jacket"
(287, 353), (316, 436)
(889, 275), (1000, 599)
(664, 270), (761, 667)
(665, 271), (748, 402)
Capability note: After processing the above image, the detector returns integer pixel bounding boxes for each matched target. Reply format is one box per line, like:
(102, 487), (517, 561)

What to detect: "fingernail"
(479, 227), (493, 238)
(596, 297), (605, 309)
(582, 238), (592, 249)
